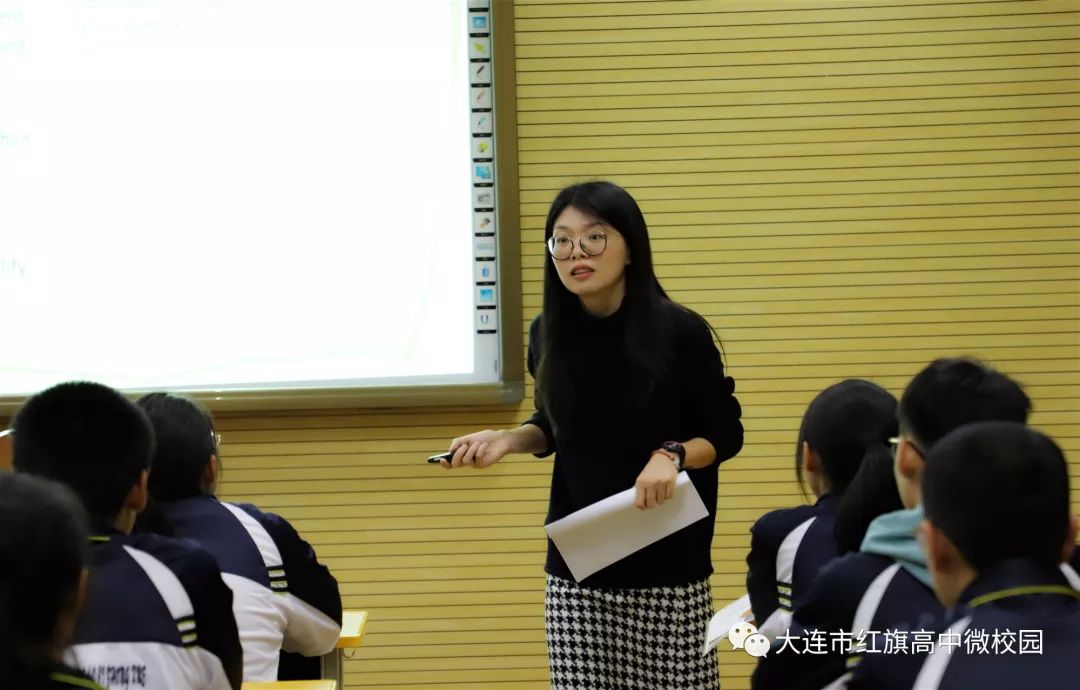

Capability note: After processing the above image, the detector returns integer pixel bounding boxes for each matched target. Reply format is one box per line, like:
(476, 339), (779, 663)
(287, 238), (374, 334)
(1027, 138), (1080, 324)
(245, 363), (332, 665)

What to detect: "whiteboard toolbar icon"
(474, 212), (494, 233)
(470, 12), (490, 33)
(476, 285), (497, 306)
(474, 260), (496, 283)
(472, 63), (491, 85)
(471, 112), (492, 134)
(473, 188), (495, 208)
(469, 37), (490, 59)
(474, 236), (496, 258)
(473, 137), (493, 159)
(471, 87), (492, 109)
(475, 308), (497, 333)
(473, 163), (493, 183)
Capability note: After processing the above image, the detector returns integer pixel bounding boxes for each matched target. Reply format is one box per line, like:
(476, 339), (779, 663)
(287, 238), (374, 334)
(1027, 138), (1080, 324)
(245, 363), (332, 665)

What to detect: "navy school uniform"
(849, 559), (1080, 690)
(66, 530), (242, 690)
(159, 495), (343, 682)
(752, 551), (942, 690)
(747, 493), (842, 624)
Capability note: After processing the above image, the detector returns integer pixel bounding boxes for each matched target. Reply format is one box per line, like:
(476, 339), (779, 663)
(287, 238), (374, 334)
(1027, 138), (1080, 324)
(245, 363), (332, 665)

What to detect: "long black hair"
(0, 473), (89, 690)
(795, 379), (897, 494)
(536, 181), (673, 435)
(793, 379), (903, 552)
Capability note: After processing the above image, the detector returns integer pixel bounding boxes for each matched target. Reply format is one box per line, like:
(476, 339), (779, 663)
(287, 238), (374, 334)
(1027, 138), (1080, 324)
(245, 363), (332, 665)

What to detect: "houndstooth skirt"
(545, 574), (720, 690)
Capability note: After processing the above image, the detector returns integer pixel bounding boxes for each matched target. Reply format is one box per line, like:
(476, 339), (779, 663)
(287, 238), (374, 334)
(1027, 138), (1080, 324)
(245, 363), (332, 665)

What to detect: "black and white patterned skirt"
(545, 574), (720, 690)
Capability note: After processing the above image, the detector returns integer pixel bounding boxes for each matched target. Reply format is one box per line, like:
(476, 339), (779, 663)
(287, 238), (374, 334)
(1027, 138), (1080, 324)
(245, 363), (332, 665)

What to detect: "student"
(850, 422), (1080, 688)
(135, 392), (343, 682)
(752, 358), (1031, 690)
(441, 181), (744, 689)
(12, 382), (243, 690)
(0, 473), (104, 690)
(747, 379), (898, 625)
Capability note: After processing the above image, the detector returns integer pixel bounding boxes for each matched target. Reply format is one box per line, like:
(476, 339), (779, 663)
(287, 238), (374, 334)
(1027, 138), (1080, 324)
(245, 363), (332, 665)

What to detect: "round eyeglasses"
(546, 231), (608, 260)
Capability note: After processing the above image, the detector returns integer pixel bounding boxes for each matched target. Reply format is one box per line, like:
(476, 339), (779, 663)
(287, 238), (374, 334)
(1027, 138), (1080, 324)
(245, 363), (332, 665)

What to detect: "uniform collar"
(815, 492), (841, 511)
(958, 558), (1078, 608)
(88, 525), (126, 542)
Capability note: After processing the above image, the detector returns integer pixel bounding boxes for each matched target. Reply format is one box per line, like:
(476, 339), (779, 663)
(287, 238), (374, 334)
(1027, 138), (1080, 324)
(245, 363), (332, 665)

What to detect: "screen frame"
(0, 0), (523, 414)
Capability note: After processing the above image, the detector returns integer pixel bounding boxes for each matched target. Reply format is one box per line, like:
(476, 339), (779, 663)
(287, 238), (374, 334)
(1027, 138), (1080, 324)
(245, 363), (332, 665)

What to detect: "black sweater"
(524, 301), (744, 588)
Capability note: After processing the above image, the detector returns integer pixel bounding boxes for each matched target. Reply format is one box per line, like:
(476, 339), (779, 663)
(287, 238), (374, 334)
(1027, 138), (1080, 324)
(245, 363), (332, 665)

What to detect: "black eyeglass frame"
(545, 231), (609, 261)
(888, 435), (926, 459)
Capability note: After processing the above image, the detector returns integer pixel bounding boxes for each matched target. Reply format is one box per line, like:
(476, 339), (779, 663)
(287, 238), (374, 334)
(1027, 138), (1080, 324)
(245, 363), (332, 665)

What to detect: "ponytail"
(834, 442), (903, 554)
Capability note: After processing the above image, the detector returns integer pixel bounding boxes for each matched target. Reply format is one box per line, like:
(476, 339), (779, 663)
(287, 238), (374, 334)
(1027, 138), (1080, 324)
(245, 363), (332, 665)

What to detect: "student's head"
(795, 379), (897, 499)
(920, 422), (1076, 608)
(12, 381), (155, 532)
(0, 473), (90, 689)
(136, 392), (220, 500)
(542, 180), (661, 318)
(893, 358), (1030, 509)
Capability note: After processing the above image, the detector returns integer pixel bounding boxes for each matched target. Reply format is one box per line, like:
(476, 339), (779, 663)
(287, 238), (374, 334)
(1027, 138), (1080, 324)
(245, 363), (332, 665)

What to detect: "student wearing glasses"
(850, 422), (1080, 689)
(134, 393), (343, 683)
(752, 358), (1031, 690)
(440, 181), (744, 690)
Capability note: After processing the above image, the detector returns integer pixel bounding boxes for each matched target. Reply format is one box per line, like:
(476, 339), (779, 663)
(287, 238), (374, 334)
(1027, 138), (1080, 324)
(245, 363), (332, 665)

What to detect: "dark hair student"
(440, 180), (744, 690)
(12, 381), (243, 690)
(12, 380), (155, 525)
(136, 392), (220, 501)
(753, 358), (1033, 690)
(849, 422), (1079, 689)
(921, 422), (1072, 579)
(0, 473), (99, 690)
(746, 379), (898, 624)
(135, 392), (343, 683)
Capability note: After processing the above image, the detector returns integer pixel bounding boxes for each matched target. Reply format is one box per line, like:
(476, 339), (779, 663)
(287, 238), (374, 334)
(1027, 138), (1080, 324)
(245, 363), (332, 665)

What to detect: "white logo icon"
(744, 633), (770, 658)
(728, 622), (757, 650)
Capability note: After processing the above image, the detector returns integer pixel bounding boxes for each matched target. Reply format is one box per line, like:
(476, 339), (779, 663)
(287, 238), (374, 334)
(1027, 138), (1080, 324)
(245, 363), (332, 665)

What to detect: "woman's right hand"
(446, 429), (512, 469)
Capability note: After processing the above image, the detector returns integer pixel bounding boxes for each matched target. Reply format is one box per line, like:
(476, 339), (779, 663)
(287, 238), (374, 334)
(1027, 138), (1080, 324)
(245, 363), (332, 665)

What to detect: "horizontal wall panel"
(214, 3), (1079, 688)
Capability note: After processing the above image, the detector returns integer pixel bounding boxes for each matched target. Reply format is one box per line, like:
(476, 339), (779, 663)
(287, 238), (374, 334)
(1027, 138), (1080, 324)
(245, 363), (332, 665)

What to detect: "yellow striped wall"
(213, 2), (1080, 688)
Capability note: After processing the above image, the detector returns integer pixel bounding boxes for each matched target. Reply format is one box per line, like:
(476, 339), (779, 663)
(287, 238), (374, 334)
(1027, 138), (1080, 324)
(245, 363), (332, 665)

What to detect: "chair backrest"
(0, 429), (12, 470)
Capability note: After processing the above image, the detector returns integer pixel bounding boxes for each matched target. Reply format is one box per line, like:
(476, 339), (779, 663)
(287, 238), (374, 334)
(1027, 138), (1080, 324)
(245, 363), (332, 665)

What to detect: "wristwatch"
(657, 440), (686, 471)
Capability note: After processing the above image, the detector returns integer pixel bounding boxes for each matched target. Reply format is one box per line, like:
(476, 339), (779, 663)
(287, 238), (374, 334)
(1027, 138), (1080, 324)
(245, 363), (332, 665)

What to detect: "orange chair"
(0, 429), (12, 471)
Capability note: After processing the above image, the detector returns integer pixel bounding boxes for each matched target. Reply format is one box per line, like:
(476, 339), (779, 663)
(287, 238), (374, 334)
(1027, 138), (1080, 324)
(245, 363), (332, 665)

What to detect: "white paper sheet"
(703, 593), (754, 655)
(544, 472), (709, 582)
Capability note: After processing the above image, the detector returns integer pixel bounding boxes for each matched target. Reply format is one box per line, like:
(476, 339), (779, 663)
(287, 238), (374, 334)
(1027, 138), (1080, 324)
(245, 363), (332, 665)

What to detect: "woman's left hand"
(634, 453), (678, 510)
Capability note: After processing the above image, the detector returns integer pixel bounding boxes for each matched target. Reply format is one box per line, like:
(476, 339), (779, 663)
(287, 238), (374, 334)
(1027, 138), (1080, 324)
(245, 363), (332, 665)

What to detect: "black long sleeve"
(676, 307), (744, 462)
(523, 315), (555, 457)
(532, 302), (744, 588)
(747, 523), (783, 625)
